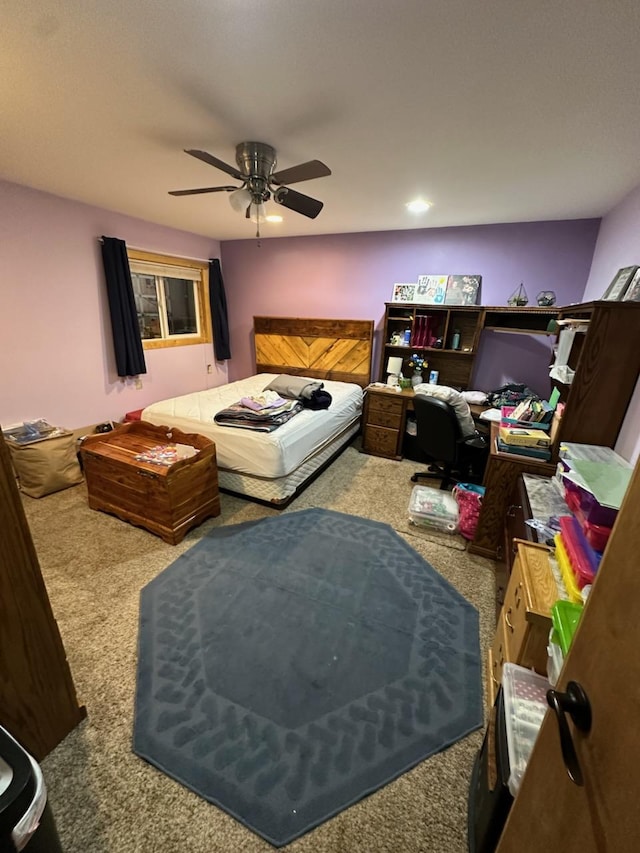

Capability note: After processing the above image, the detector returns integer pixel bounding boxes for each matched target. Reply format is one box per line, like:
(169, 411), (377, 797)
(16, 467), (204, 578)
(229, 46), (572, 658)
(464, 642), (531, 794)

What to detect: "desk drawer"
(367, 394), (404, 419)
(368, 409), (402, 429)
(489, 616), (508, 694)
(502, 557), (527, 659)
(362, 425), (400, 457)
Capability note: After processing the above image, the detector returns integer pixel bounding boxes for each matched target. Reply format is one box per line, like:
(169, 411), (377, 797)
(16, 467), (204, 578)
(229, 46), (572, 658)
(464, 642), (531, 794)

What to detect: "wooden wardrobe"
(0, 429), (85, 760)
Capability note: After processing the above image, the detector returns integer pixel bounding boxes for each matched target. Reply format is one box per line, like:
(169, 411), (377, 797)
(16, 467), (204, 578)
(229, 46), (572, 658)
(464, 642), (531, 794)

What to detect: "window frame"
(127, 249), (211, 350)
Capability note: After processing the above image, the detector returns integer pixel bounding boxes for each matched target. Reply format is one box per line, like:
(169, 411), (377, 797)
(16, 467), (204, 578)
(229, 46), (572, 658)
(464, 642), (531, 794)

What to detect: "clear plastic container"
(408, 484), (459, 532)
(501, 663), (550, 796)
(546, 628), (564, 686)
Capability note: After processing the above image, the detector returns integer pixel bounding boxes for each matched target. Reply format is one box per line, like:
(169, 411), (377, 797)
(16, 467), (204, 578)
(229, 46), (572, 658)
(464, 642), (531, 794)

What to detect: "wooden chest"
(80, 421), (220, 544)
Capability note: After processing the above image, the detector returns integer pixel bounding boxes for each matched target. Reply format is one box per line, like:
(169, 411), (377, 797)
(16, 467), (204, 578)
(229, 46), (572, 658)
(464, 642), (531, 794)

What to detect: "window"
(127, 249), (211, 349)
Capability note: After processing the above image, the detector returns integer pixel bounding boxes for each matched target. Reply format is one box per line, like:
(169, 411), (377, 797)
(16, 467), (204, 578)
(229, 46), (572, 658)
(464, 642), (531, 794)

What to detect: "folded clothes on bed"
(214, 399), (304, 432)
(239, 391), (287, 411)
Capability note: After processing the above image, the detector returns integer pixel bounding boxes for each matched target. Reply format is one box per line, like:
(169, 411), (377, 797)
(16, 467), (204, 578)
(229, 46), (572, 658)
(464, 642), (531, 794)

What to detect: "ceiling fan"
(168, 142), (331, 223)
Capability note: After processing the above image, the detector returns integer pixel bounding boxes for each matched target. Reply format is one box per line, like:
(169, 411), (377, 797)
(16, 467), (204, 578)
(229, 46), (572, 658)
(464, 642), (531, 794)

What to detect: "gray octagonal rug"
(133, 508), (482, 846)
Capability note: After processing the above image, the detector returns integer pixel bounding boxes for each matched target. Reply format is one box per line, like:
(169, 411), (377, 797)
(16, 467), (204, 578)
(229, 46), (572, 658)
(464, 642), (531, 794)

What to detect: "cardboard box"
(498, 426), (552, 448)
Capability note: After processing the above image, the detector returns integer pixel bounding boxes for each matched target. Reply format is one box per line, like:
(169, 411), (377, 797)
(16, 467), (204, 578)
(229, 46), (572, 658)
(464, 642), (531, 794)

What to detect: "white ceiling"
(2, 0), (640, 240)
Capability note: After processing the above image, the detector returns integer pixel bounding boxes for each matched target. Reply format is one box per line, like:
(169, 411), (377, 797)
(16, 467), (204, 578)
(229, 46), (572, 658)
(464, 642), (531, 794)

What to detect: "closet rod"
(97, 238), (213, 265)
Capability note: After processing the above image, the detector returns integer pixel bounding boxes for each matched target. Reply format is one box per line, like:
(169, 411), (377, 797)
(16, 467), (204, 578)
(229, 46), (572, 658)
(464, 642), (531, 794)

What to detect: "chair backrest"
(413, 394), (462, 464)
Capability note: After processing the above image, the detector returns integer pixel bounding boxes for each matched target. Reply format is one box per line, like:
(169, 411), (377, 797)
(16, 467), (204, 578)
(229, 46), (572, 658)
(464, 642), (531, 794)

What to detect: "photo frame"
(444, 274), (482, 306)
(415, 274), (448, 304)
(601, 265), (639, 301)
(622, 268), (640, 302)
(391, 283), (417, 303)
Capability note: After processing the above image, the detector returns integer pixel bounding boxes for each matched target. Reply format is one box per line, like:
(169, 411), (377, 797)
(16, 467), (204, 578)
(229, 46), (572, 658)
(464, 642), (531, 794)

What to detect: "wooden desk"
(361, 386), (485, 460)
(468, 423), (556, 560)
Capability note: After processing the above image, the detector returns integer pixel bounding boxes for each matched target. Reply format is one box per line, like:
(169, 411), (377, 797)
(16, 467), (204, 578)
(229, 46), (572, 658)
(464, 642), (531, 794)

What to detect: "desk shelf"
(380, 304), (485, 388)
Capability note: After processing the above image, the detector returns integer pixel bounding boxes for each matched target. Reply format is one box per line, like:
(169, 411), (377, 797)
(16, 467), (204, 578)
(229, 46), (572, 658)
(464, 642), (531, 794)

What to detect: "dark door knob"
(547, 681), (592, 786)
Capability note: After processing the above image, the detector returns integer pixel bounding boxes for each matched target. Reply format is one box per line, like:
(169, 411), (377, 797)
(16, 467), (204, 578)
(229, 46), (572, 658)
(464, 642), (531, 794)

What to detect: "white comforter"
(141, 374), (363, 478)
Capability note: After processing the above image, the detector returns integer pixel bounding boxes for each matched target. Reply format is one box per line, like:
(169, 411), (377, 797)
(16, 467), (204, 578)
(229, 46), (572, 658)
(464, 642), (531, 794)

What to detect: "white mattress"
(141, 373), (363, 479)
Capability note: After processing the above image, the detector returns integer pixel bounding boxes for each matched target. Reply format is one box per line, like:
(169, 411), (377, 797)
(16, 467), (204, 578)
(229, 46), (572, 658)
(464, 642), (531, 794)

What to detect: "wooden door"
(496, 455), (640, 852)
(0, 429), (86, 759)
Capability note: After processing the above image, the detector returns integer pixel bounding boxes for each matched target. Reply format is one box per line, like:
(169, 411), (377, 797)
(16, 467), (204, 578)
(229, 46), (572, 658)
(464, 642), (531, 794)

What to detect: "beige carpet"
(23, 440), (496, 853)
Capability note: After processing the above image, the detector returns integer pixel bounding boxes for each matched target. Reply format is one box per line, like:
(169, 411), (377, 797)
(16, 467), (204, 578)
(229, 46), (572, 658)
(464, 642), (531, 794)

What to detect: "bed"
(141, 317), (374, 506)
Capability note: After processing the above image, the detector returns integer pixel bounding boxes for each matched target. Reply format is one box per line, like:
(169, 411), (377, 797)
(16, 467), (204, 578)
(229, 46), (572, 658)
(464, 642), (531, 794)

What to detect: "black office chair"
(410, 394), (489, 490)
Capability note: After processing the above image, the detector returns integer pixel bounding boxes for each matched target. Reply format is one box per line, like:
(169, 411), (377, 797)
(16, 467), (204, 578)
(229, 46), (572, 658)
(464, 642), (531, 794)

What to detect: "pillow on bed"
(263, 374), (324, 400)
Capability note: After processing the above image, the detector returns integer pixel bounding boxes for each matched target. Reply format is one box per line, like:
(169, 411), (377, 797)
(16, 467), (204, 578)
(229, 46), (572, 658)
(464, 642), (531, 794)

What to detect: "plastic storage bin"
(558, 516), (598, 589)
(554, 534), (583, 604)
(0, 725), (63, 852)
(563, 478), (618, 528)
(546, 628), (564, 686)
(551, 600), (584, 655)
(583, 519), (613, 552)
(500, 406), (551, 431)
(408, 484), (459, 532)
(501, 663), (550, 797)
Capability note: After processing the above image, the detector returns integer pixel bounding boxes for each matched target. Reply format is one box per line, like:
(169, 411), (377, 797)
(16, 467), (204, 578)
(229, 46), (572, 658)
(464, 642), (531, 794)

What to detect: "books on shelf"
(508, 397), (555, 425)
(498, 426), (552, 448)
(496, 439), (552, 461)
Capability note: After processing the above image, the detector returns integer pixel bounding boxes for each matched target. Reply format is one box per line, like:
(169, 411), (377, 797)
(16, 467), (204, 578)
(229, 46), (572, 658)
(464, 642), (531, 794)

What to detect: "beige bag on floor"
(8, 433), (83, 498)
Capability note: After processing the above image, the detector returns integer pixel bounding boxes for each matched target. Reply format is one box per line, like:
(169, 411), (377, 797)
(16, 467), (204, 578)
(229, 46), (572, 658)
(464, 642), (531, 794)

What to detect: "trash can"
(0, 726), (62, 852)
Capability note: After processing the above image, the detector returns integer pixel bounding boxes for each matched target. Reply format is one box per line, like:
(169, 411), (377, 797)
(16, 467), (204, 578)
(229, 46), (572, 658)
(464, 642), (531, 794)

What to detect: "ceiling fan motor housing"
(235, 142), (276, 179)
(235, 142), (276, 202)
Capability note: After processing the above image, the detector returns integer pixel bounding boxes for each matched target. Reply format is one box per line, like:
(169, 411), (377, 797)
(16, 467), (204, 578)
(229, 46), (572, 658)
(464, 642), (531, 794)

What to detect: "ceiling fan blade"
(271, 160), (331, 185)
(184, 149), (244, 180)
(274, 187), (324, 219)
(168, 186), (238, 196)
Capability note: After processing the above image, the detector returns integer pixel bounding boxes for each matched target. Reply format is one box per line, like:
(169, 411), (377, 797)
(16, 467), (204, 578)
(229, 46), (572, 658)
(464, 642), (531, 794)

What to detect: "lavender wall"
(0, 180), (223, 430)
(582, 182), (640, 463)
(221, 220), (600, 395)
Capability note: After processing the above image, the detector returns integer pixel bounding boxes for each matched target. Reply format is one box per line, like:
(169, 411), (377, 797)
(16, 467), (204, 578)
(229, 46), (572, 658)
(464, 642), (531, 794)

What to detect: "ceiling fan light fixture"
(229, 187), (252, 214)
(406, 199), (432, 213)
(249, 201), (267, 224)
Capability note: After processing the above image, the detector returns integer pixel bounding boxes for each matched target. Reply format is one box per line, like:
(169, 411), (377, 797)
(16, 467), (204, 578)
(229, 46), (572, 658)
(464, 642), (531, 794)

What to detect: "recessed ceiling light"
(406, 199), (432, 213)
(266, 214), (283, 223)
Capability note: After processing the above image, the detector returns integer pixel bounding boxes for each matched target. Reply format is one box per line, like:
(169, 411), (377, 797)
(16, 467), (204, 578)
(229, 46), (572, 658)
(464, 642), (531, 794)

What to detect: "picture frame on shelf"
(416, 274), (448, 304)
(601, 265), (639, 301)
(622, 268), (640, 302)
(444, 274), (482, 305)
(391, 283), (417, 303)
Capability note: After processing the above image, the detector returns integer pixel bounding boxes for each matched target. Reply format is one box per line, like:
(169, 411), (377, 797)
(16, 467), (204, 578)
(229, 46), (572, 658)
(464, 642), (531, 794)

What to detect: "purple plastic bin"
(563, 479), (618, 528)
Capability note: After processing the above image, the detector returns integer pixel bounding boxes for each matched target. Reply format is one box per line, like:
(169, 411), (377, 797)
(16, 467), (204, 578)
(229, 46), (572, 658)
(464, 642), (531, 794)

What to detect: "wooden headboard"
(253, 317), (374, 388)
